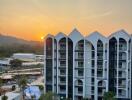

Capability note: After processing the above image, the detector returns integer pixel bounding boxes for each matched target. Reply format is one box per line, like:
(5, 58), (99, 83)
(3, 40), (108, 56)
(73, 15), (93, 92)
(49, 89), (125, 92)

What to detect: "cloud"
(81, 11), (113, 20)
(90, 11), (113, 19)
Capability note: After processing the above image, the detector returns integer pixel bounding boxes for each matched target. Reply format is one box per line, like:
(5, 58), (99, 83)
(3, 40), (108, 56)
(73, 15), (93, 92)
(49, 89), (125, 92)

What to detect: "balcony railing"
(75, 66), (83, 69)
(119, 57), (126, 61)
(46, 55), (52, 59)
(97, 65), (103, 69)
(75, 83), (83, 86)
(98, 92), (103, 96)
(59, 65), (66, 68)
(78, 56), (84, 59)
(97, 47), (103, 51)
(75, 91), (83, 96)
(97, 56), (103, 60)
(118, 84), (126, 88)
(58, 90), (66, 94)
(91, 90), (94, 94)
(118, 93), (126, 97)
(59, 47), (66, 50)
(118, 66), (126, 70)
(98, 83), (105, 87)
(91, 82), (94, 86)
(59, 81), (66, 85)
(118, 74), (126, 78)
(59, 72), (66, 76)
(78, 73), (83, 76)
(97, 74), (103, 78)
(119, 47), (126, 51)
(59, 55), (66, 58)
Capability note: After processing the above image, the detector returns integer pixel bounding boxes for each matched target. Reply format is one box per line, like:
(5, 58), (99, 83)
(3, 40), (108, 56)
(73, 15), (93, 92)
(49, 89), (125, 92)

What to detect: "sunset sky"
(0, 0), (132, 41)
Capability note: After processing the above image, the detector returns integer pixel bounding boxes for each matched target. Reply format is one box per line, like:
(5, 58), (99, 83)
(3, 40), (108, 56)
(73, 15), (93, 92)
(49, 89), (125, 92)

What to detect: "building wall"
(44, 29), (131, 100)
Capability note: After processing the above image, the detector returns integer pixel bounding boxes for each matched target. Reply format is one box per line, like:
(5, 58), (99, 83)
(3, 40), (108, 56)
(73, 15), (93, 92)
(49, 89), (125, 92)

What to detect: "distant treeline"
(0, 43), (43, 57)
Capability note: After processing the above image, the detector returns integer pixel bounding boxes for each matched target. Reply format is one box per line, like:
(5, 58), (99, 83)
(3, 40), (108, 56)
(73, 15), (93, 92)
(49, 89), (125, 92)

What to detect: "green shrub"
(38, 85), (44, 91)
(2, 95), (8, 100)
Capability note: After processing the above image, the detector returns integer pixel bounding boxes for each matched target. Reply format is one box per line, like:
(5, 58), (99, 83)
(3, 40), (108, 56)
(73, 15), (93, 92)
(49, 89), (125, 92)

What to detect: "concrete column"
(66, 37), (68, 98)
(52, 38), (55, 92)
(117, 39), (119, 98)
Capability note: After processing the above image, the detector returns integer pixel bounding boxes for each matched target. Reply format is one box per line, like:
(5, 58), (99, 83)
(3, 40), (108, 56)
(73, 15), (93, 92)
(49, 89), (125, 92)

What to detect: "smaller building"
(0, 92), (21, 100)
(0, 58), (11, 73)
(12, 53), (36, 62)
(0, 58), (11, 66)
(36, 55), (44, 62)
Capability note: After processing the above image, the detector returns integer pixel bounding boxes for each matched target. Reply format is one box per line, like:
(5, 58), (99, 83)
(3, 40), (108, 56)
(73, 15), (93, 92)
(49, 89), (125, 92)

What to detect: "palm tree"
(103, 91), (116, 100)
(18, 75), (27, 100)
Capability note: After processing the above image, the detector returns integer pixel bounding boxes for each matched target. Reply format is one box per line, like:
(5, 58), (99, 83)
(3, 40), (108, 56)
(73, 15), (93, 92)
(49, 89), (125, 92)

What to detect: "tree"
(12, 85), (16, 91)
(10, 59), (22, 68)
(38, 85), (44, 92)
(103, 91), (116, 100)
(1, 95), (8, 100)
(82, 98), (91, 100)
(0, 78), (3, 88)
(0, 78), (3, 96)
(39, 92), (58, 100)
(18, 75), (27, 100)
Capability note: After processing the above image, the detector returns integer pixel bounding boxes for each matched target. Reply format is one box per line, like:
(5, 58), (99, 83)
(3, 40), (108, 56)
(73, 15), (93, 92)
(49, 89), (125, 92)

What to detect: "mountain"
(0, 34), (43, 57)
(0, 34), (41, 46)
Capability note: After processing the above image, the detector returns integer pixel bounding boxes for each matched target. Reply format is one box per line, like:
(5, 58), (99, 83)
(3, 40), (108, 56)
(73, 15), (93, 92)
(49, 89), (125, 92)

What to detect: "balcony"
(75, 74), (83, 79)
(91, 90), (94, 94)
(59, 72), (66, 76)
(75, 58), (84, 61)
(98, 83), (106, 87)
(97, 47), (103, 51)
(119, 47), (126, 52)
(78, 72), (83, 76)
(98, 92), (103, 96)
(118, 84), (126, 88)
(97, 74), (103, 79)
(91, 73), (94, 77)
(119, 57), (126, 61)
(58, 65), (66, 69)
(118, 76), (126, 79)
(58, 90), (66, 94)
(59, 46), (66, 51)
(91, 82), (94, 86)
(118, 93), (126, 98)
(118, 66), (126, 70)
(46, 55), (52, 59)
(78, 55), (84, 59)
(59, 55), (66, 58)
(97, 65), (103, 69)
(75, 83), (83, 87)
(118, 73), (126, 79)
(75, 53), (84, 60)
(46, 81), (52, 85)
(75, 91), (83, 96)
(97, 56), (103, 60)
(75, 66), (83, 69)
(59, 81), (66, 85)
(59, 56), (66, 60)
(75, 46), (84, 52)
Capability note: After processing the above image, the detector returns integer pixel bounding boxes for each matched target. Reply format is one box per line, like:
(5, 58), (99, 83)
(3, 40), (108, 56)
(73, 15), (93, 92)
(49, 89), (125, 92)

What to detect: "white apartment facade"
(44, 29), (131, 100)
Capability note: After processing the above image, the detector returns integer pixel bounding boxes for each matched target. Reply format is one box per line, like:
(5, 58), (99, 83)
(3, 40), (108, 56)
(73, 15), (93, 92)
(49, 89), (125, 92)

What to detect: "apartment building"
(44, 29), (131, 100)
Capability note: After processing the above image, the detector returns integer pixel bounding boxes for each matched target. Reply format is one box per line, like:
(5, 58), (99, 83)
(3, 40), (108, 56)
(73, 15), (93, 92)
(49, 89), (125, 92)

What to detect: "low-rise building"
(12, 53), (36, 62)
(0, 92), (21, 100)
